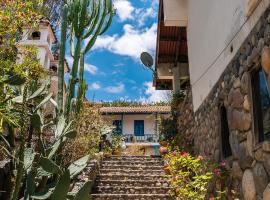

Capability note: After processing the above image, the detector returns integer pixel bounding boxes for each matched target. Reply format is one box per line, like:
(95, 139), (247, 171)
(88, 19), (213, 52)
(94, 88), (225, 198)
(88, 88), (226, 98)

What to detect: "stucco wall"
(188, 0), (269, 111)
(103, 114), (158, 135)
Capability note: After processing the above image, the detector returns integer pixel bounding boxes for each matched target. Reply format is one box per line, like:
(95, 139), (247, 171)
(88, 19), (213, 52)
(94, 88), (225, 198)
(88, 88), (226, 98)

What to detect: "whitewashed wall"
(103, 114), (159, 135)
(187, 0), (270, 111)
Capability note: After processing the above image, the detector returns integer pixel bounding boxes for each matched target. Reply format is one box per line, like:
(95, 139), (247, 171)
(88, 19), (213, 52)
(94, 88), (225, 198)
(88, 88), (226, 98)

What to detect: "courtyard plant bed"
(163, 149), (236, 200)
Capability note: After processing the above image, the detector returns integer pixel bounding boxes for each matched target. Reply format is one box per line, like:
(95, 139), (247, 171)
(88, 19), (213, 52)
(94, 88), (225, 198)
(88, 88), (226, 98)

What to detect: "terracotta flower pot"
(159, 141), (168, 147)
(159, 146), (168, 155)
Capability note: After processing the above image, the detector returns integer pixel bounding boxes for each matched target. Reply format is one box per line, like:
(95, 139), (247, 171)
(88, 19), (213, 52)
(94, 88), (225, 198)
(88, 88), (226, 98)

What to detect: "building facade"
(155, 0), (270, 198)
(16, 19), (70, 114)
(100, 106), (171, 143)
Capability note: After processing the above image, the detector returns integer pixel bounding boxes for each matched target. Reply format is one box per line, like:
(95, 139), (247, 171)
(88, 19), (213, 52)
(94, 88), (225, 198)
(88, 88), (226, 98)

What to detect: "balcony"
(124, 134), (159, 143)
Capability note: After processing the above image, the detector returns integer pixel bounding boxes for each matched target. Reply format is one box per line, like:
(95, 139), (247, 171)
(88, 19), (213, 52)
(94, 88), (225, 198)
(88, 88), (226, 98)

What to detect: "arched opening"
(50, 65), (57, 73)
(29, 31), (41, 40)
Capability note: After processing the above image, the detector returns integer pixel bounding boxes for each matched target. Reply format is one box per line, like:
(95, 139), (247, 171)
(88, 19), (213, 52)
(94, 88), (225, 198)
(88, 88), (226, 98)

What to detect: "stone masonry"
(177, 6), (270, 199)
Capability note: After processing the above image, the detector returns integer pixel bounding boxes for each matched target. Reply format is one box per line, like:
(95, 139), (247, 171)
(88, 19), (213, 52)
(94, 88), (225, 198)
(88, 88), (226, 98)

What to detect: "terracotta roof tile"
(99, 106), (171, 114)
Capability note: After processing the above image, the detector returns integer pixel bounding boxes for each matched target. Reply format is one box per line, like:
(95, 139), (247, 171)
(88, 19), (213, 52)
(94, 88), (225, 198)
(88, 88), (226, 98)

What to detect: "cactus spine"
(58, 4), (68, 113)
(65, 0), (114, 115)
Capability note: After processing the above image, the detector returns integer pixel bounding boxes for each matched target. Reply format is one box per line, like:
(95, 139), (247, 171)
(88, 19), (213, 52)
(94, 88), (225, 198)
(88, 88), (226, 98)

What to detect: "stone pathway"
(91, 156), (172, 200)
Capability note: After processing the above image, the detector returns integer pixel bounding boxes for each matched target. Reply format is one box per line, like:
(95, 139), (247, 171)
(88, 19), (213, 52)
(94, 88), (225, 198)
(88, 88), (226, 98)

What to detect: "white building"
(16, 19), (70, 112)
(154, 0), (270, 198)
(100, 106), (171, 143)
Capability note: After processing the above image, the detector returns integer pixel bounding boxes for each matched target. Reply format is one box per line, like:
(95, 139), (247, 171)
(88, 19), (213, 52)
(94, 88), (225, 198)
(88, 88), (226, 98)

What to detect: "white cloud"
(114, 0), (158, 25)
(89, 82), (101, 90)
(93, 23), (157, 59)
(65, 56), (98, 75)
(139, 82), (171, 103)
(105, 83), (125, 93)
(84, 63), (98, 75)
(114, 0), (135, 21)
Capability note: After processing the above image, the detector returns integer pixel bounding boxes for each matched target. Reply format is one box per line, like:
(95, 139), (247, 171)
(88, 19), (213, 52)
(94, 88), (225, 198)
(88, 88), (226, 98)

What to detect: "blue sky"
(66, 0), (169, 103)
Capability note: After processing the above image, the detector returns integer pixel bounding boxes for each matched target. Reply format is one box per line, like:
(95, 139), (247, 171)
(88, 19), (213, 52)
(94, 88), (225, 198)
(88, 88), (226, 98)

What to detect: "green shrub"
(164, 150), (214, 200)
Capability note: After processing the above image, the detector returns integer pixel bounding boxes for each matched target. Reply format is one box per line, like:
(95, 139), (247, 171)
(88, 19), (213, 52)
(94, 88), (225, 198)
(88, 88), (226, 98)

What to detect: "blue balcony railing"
(124, 134), (159, 143)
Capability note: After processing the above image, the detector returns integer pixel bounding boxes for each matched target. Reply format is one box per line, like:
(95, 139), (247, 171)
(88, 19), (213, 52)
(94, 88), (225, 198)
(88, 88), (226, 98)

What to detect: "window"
(50, 65), (57, 73)
(134, 120), (144, 136)
(28, 31), (41, 40)
(112, 120), (122, 135)
(251, 67), (270, 143)
(220, 105), (232, 158)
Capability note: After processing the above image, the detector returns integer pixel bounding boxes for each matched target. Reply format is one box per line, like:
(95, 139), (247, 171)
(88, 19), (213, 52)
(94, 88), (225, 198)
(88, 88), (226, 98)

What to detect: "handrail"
(124, 134), (159, 143)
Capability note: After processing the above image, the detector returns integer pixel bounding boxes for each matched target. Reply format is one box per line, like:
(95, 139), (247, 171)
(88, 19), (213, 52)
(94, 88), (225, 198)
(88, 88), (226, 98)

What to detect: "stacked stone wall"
(177, 6), (270, 199)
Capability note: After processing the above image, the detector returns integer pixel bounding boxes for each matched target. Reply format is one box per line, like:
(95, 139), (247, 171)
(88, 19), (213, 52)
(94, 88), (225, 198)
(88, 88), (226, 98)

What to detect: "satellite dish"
(140, 52), (153, 68)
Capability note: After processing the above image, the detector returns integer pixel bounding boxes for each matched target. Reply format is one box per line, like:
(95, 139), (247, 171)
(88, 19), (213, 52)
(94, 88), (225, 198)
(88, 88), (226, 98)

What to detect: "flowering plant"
(164, 150), (215, 200)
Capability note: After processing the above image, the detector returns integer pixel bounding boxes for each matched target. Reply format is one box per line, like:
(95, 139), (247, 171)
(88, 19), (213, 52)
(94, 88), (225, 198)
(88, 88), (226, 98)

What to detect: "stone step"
(104, 156), (162, 161)
(100, 164), (164, 171)
(98, 174), (169, 181)
(101, 160), (164, 166)
(91, 194), (172, 200)
(93, 186), (171, 194)
(96, 179), (170, 187)
(99, 169), (165, 175)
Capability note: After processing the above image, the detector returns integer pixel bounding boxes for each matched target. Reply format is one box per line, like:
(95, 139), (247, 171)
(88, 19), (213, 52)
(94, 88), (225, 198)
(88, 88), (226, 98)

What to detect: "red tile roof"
(99, 106), (171, 114)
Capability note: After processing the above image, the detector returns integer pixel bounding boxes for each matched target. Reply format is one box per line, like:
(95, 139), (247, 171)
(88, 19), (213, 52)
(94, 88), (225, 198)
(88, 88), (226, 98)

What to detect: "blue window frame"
(113, 120), (122, 135)
(134, 120), (144, 136)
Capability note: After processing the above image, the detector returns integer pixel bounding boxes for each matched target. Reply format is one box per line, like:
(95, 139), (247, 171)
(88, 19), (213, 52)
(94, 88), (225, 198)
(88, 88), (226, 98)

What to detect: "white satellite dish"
(140, 52), (153, 69)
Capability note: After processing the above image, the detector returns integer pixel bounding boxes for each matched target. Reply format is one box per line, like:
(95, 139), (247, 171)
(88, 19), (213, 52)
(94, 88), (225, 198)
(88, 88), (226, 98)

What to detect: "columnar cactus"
(57, 4), (68, 113)
(65, 0), (114, 115)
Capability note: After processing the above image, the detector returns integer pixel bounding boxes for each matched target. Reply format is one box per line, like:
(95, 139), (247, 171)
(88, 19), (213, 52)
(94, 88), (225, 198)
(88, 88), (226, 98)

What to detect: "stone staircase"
(91, 156), (172, 200)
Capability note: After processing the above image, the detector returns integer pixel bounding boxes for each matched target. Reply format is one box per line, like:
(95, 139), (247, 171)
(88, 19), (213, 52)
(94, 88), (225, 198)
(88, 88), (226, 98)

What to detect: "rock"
(255, 148), (264, 162)
(232, 161), (243, 180)
(263, 153), (270, 177)
(241, 72), (249, 94)
(250, 47), (260, 64)
(261, 46), (270, 74)
(230, 110), (251, 131)
(242, 169), (256, 200)
(233, 78), (241, 88)
(231, 89), (244, 108)
(247, 131), (254, 157)
(263, 183), (270, 200)
(263, 141), (270, 152)
(258, 38), (265, 52)
(252, 162), (269, 195)
(229, 131), (240, 159)
(243, 95), (251, 111)
(239, 141), (254, 170)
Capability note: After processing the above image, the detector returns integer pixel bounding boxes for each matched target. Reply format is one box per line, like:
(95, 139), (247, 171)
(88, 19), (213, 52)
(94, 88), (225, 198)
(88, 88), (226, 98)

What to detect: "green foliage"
(68, 155), (90, 179)
(101, 100), (170, 107)
(73, 181), (92, 200)
(111, 134), (124, 152)
(61, 104), (111, 165)
(164, 150), (214, 200)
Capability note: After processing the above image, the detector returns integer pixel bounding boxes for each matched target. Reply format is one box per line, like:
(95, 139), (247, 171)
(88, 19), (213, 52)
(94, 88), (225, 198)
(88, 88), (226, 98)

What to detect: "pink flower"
(214, 168), (221, 176)
(172, 151), (177, 156)
(197, 155), (204, 161)
(220, 160), (226, 168)
(181, 152), (189, 157)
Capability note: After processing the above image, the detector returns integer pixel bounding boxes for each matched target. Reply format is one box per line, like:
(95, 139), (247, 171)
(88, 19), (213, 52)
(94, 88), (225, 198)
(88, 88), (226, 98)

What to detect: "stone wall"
(177, 6), (270, 199)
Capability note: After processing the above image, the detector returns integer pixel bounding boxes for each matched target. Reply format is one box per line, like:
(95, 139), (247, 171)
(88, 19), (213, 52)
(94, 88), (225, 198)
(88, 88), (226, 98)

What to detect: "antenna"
(140, 52), (154, 69)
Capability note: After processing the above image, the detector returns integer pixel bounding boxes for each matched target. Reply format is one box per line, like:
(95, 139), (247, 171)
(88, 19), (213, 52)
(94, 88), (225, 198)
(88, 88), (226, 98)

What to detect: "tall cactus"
(65, 0), (114, 115)
(57, 4), (68, 113)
